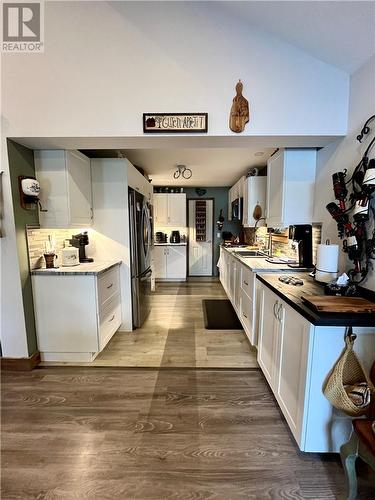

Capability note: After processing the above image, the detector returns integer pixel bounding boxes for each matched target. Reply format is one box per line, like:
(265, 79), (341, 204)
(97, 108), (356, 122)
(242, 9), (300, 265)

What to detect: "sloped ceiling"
(217, 1), (375, 73)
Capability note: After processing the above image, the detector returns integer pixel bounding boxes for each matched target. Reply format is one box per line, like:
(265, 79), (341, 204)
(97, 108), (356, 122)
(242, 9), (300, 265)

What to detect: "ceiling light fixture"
(174, 164), (192, 180)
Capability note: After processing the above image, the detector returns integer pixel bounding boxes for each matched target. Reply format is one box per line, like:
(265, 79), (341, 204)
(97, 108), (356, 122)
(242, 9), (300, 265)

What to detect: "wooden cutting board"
(301, 295), (375, 313)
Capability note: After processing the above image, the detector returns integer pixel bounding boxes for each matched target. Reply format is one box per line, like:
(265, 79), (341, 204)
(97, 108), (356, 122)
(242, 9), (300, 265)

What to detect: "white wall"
(90, 158), (133, 331)
(0, 139), (29, 357)
(314, 55), (375, 290)
(1, 1), (349, 138)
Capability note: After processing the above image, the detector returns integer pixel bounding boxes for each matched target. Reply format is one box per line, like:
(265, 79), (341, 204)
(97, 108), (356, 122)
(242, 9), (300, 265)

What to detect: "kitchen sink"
(233, 250), (267, 257)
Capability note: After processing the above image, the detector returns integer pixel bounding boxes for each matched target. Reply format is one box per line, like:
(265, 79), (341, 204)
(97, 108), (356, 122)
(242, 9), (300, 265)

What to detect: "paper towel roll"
(315, 244), (339, 283)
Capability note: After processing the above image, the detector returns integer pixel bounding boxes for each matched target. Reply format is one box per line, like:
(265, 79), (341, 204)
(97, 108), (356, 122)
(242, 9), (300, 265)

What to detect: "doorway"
(188, 198), (214, 276)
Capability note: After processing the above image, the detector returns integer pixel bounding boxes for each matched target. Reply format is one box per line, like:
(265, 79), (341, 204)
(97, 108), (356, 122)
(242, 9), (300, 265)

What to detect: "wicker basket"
(323, 332), (374, 417)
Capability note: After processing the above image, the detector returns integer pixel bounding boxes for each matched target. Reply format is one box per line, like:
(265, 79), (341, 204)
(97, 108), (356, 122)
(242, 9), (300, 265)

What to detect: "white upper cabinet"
(266, 149), (316, 228)
(126, 160), (153, 201)
(243, 176), (267, 227)
(153, 194), (169, 225)
(153, 193), (186, 227)
(35, 150), (93, 228)
(228, 176), (245, 220)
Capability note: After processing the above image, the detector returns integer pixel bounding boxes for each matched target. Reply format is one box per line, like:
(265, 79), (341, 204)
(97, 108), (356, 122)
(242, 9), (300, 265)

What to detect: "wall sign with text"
(143, 113), (208, 133)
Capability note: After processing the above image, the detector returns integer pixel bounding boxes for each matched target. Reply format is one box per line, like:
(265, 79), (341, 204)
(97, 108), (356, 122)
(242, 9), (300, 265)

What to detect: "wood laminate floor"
(43, 279), (258, 368)
(2, 367), (374, 499)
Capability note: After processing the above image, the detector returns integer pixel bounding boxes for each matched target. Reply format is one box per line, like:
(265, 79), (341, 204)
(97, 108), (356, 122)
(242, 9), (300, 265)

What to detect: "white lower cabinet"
(154, 245), (186, 280)
(258, 287), (310, 445)
(257, 281), (375, 453)
(219, 248), (258, 345)
(32, 265), (121, 362)
(257, 285), (279, 386)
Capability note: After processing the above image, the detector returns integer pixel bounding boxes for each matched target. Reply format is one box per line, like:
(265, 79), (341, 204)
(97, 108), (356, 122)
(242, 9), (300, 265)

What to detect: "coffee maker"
(70, 232), (94, 263)
(170, 230), (181, 243)
(288, 224), (313, 269)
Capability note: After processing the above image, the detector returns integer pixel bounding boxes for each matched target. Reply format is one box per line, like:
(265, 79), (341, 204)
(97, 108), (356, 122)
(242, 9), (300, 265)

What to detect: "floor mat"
(202, 299), (243, 329)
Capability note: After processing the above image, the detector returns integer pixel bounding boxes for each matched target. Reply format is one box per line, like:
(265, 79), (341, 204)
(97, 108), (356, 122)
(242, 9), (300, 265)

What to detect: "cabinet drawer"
(240, 289), (253, 338)
(98, 294), (121, 350)
(98, 266), (120, 308)
(240, 265), (254, 300)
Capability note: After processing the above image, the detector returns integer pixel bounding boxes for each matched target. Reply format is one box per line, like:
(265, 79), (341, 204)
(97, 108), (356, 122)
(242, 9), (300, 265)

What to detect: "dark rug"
(202, 299), (243, 330)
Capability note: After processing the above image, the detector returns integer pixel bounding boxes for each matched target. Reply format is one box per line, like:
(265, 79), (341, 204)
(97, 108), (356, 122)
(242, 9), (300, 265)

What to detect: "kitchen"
(7, 143), (375, 447)
(1, 1), (375, 498)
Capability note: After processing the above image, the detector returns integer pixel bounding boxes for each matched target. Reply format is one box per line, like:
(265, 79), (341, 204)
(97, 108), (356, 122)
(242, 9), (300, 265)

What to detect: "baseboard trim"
(1, 351), (41, 371)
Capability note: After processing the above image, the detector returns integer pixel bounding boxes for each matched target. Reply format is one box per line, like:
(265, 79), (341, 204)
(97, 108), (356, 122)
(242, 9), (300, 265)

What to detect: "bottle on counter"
(61, 239), (79, 267)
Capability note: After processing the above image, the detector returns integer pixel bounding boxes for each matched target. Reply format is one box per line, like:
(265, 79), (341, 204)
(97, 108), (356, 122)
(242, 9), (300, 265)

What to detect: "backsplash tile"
(26, 227), (74, 270)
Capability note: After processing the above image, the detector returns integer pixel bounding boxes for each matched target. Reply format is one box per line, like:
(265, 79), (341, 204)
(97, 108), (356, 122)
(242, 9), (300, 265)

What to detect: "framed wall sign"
(143, 113), (208, 133)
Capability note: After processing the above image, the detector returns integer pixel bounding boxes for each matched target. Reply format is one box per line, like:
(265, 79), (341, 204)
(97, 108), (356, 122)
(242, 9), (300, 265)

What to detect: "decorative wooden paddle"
(229, 80), (250, 133)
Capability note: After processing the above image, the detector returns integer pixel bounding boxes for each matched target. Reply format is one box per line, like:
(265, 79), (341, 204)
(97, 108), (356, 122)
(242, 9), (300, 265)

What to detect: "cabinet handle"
(273, 300), (279, 319)
(108, 315), (115, 322)
(243, 280), (249, 286)
(243, 312), (248, 319)
(107, 283), (113, 289)
(90, 207), (94, 220)
(277, 303), (283, 322)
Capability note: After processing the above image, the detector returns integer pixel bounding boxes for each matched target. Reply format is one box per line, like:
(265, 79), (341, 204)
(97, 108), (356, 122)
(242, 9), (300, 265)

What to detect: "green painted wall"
(7, 140), (39, 356)
(184, 187), (241, 276)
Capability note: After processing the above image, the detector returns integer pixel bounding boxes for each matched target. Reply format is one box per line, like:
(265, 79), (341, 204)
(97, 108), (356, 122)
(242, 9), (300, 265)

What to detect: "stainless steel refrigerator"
(129, 188), (153, 328)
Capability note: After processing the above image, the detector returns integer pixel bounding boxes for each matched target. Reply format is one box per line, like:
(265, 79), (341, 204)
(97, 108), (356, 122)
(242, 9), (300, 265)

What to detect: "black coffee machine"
(70, 232), (94, 263)
(170, 231), (181, 243)
(288, 224), (313, 269)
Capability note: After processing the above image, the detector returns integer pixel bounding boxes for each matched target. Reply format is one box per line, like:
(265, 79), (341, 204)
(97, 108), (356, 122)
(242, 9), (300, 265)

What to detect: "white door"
(188, 199), (213, 276)
(153, 194), (168, 226)
(153, 246), (167, 279)
(266, 150), (284, 226)
(168, 194), (186, 226)
(166, 246), (187, 279)
(67, 150), (93, 225)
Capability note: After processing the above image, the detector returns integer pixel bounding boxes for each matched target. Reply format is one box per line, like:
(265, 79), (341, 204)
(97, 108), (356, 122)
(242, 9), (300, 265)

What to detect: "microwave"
(231, 197), (243, 221)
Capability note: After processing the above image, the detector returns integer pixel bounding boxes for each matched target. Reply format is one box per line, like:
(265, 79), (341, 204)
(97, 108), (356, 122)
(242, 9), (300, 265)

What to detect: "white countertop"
(221, 246), (297, 272)
(31, 260), (121, 276)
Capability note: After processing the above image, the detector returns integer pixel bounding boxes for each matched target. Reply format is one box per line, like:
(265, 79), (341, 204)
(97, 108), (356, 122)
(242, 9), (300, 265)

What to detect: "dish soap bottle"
(61, 239), (79, 267)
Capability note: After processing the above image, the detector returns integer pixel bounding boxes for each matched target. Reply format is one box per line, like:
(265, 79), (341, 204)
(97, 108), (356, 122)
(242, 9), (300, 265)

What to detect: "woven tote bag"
(323, 331), (374, 417)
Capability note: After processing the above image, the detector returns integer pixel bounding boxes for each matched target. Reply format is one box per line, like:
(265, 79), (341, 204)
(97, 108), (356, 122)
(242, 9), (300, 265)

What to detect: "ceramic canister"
(61, 240), (79, 266)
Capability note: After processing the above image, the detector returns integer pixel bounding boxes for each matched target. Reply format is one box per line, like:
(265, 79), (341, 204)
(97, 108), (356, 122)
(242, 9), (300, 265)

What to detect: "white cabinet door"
(244, 177), (267, 227)
(35, 149), (92, 228)
(266, 149), (316, 227)
(274, 302), (310, 445)
(166, 246), (186, 279)
(168, 194), (186, 226)
(153, 246), (167, 279)
(240, 289), (253, 341)
(266, 150), (284, 227)
(66, 150), (93, 226)
(154, 194), (168, 226)
(257, 285), (279, 388)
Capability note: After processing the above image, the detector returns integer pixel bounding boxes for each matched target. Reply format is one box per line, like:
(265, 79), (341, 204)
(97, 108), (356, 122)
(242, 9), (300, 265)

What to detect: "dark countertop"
(256, 272), (375, 327)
